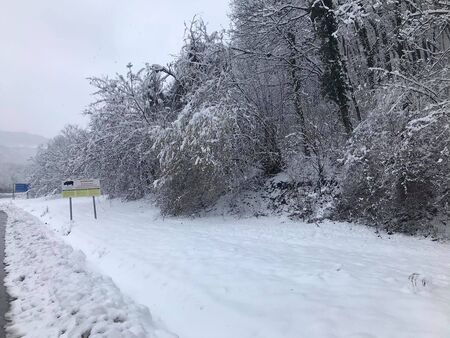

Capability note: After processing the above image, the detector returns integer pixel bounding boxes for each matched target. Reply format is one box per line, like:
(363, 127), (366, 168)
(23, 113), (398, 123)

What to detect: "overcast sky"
(0, 0), (230, 138)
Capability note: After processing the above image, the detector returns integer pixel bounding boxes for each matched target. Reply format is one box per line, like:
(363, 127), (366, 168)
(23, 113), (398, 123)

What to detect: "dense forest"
(30, 0), (450, 236)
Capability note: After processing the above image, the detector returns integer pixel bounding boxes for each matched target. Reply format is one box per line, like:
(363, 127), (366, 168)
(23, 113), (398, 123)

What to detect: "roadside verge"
(1, 204), (175, 338)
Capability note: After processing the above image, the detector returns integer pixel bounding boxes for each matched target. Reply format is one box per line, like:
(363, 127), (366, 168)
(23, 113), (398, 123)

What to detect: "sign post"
(92, 196), (97, 219)
(62, 179), (101, 220)
(13, 183), (30, 200)
(69, 197), (73, 221)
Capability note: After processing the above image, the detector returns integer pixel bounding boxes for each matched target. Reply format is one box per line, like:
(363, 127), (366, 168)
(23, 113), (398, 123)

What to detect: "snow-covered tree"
(29, 125), (89, 196)
(28, 4), (450, 234)
(84, 64), (167, 199)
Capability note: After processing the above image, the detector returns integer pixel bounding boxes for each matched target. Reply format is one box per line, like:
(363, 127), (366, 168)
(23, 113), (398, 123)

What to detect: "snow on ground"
(0, 203), (175, 338)
(5, 196), (450, 338)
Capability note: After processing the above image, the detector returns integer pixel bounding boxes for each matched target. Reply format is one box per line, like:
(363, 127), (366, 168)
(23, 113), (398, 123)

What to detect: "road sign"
(14, 183), (29, 193)
(62, 179), (101, 221)
(62, 179), (101, 198)
(13, 183), (30, 199)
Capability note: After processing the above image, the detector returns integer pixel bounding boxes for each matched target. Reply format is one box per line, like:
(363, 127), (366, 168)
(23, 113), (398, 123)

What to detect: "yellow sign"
(62, 179), (101, 198)
(62, 188), (101, 198)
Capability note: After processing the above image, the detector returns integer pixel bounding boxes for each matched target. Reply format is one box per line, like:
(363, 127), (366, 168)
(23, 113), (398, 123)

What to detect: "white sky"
(0, 0), (230, 138)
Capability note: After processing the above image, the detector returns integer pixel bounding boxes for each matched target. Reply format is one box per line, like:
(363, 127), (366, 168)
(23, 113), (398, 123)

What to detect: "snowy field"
(3, 196), (450, 338)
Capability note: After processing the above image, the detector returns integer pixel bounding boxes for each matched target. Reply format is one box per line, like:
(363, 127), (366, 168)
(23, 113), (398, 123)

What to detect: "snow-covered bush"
(153, 94), (261, 215)
(149, 19), (269, 215)
(338, 102), (449, 235)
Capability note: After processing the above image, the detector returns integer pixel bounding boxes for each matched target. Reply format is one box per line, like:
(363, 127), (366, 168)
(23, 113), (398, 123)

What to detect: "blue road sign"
(14, 183), (30, 193)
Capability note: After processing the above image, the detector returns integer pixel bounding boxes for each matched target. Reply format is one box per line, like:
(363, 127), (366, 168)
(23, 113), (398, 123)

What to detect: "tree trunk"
(311, 0), (353, 136)
(287, 32), (310, 156)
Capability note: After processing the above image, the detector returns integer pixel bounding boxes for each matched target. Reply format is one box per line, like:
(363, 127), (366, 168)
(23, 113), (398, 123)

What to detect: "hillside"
(0, 131), (47, 149)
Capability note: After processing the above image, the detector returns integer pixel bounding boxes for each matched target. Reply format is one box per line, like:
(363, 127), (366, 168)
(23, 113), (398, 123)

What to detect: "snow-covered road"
(4, 197), (450, 338)
(0, 211), (8, 337)
(1, 203), (175, 338)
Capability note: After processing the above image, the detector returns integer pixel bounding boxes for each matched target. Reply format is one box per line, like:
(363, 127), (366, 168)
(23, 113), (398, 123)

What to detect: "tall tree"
(311, 0), (353, 136)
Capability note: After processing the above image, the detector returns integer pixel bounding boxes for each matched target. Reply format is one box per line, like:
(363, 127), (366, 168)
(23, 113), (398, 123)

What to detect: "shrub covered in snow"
(153, 96), (261, 215)
(338, 103), (449, 235)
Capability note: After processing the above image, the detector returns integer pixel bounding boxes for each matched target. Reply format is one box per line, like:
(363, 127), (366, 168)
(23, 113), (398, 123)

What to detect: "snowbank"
(1, 203), (175, 338)
(5, 197), (450, 338)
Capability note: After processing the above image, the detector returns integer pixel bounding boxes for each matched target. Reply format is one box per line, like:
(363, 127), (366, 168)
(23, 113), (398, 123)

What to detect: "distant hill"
(0, 130), (48, 190)
(0, 130), (47, 149)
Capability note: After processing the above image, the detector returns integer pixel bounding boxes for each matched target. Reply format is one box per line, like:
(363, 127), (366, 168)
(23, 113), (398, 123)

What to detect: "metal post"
(69, 197), (73, 221)
(12, 184), (15, 200)
(92, 196), (97, 219)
